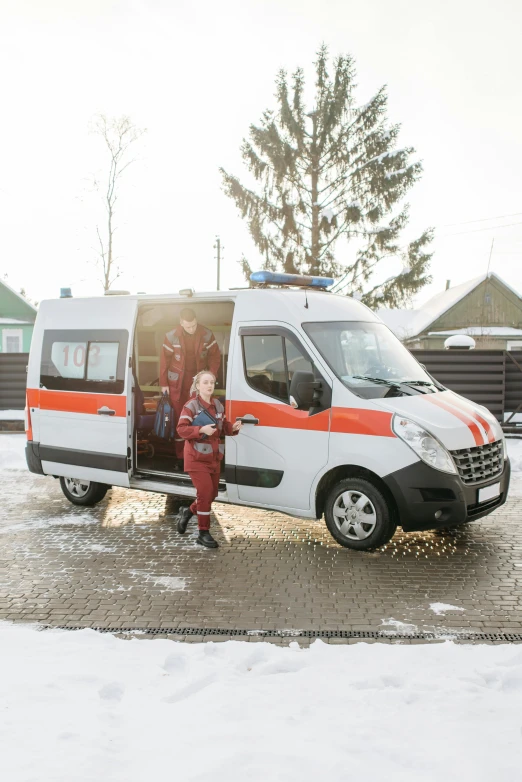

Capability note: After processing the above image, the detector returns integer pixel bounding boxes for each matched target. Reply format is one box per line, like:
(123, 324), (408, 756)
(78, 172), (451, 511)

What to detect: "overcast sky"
(1, 0), (521, 308)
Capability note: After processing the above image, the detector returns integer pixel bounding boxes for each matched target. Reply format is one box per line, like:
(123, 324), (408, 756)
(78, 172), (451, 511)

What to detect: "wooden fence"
(0, 353), (28, 410)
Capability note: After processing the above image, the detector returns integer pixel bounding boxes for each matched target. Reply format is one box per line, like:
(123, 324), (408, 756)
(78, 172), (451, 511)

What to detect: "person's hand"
(161, 386), (169, 395)
(232, 420), (243, 433)
(199, 424), (217, 436)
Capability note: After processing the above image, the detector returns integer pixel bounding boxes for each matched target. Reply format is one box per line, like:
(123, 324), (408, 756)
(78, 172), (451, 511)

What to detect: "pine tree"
(220, 46), (432, 307)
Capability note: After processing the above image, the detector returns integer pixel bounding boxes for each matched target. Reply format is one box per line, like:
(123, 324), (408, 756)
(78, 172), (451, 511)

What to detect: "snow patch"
(0, 410), (25, 420)
(129, 570), (187, 591)
(89, 544), (117, 553)
(0, 512), (98, 535)
(380, 618), (418, 634)
(1, 624), (522, 779)
(0, 434), (27, 471)
(429, 603), (465, 615)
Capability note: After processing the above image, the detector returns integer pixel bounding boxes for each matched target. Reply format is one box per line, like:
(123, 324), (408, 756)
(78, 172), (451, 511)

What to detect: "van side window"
(242, 331), (329, 413)
(243, 335), (288, 403)
(86, 342), (119, 382)
(284, 339), (314, 384)
(40, 330), (128, 394)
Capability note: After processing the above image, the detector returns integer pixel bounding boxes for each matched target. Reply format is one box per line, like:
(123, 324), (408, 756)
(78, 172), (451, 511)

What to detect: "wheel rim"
(332, 490), (377, 540)
(64, 478), (91, 498)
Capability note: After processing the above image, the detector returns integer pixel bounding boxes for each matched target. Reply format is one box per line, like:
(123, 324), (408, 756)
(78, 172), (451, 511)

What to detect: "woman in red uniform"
(176, 370), (242, 548)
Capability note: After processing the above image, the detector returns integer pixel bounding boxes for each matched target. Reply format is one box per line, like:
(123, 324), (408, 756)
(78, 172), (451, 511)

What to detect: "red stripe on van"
(25, 396), (32, 441)
(227, 400), (329, 431)
(227, 401), (394, 437)
(444, 396), (496, 443)
(331, 407), (394, 437)
(25, 388), (127, 417)
(425, 395), (483, 446)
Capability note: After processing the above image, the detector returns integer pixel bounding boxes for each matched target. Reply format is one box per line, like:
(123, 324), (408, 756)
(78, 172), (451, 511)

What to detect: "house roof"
(374, 307), (418, 339)
(377, 272), (521, 339)
(0, 317), (33, 325)
(0, 278), (37, 317)
(428, 327), (522, 337)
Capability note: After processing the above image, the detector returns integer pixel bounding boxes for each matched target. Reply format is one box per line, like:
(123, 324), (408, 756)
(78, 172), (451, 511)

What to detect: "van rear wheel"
(60, 477), (109, 507)
(324, 478), (396, 551)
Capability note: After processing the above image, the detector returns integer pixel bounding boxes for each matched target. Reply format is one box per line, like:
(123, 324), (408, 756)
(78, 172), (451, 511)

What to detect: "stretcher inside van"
(25, 271), (510, 551)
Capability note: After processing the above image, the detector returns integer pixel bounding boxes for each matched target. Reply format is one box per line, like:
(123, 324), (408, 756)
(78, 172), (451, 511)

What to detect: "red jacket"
(159, 324), (221, 401)
(177, 396), (236, 473)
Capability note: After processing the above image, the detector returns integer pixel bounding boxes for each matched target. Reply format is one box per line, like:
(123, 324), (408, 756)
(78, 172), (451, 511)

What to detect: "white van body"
(25, 282), (510, 550)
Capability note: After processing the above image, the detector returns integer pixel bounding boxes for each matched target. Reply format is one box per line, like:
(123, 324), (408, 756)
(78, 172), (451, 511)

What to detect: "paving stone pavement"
(1, 464), (522, 641)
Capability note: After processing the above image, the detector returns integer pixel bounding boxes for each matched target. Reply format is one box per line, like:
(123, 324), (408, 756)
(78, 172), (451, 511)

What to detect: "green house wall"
(427, 278), (522, 332)
(0, 323), (34, 352)
(0, 281), (36, 352)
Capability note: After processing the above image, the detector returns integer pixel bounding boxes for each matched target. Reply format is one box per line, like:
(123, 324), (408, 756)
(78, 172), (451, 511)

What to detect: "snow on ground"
(506, 437), (522, 496)
(0, 433), (27, 471)
(0, 409), (25, 420)
(0, 624), (521, 781)
(430, 602), (465, 615)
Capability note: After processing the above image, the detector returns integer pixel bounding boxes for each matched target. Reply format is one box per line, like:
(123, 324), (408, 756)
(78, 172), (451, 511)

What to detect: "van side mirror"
(289, 371), (322, 410)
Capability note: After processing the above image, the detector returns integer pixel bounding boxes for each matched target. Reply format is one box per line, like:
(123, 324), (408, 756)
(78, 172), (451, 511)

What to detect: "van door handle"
(236, 415), (259, 425)
(98, 406), (116, 416)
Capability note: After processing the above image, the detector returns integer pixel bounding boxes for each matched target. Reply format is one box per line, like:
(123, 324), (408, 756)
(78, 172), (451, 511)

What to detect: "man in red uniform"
(160, 308), (221, 461)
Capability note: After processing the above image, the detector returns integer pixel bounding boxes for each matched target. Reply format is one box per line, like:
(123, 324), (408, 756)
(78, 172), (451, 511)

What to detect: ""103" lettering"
(62, 344), (101, 367)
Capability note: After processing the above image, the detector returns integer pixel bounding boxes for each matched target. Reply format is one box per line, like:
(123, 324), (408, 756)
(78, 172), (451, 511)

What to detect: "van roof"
(39, 287), (380, 323)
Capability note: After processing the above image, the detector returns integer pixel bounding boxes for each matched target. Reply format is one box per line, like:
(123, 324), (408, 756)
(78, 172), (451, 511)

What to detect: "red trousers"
(188, 471), (220, 530)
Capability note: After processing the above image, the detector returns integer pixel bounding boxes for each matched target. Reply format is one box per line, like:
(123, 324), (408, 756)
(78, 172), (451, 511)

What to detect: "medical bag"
(153, 394), (177, 442)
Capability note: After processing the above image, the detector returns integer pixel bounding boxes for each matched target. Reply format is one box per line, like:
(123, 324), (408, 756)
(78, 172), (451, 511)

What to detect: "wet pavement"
(1, 457), (522, 642)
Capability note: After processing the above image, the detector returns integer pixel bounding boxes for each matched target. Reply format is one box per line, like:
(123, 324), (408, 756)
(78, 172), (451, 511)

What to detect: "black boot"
(177, 506), (193, 534)
(196, 530), (219, 548)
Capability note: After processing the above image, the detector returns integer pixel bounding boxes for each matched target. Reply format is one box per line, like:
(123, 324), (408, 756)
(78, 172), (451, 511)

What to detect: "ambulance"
(24, 271), (510, 551)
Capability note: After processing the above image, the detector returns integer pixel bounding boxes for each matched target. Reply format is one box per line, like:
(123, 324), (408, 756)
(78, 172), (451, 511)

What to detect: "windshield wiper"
(352, 375), (435, 396)
(353, 375), (434, 388)
(352, 375), (401, 386)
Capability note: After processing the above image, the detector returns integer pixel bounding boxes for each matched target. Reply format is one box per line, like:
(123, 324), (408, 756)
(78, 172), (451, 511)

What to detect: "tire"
(324, 477), (397, 551)
(59, 477), (109, 507)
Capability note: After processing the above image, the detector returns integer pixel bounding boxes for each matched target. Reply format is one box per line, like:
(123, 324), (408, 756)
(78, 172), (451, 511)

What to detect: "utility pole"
(214, 236), (222, 290)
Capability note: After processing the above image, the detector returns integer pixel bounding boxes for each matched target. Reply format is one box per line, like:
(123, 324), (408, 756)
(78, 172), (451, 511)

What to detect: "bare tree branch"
(90, 114), (146, 292)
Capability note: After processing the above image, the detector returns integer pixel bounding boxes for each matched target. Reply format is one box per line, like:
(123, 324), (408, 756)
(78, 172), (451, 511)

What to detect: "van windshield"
(302, 321), (440, 399)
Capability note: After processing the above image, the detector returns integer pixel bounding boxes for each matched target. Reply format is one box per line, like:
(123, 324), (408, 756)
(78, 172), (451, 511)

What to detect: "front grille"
(451, 440), (503, 485)
(467, 494), (504, 517)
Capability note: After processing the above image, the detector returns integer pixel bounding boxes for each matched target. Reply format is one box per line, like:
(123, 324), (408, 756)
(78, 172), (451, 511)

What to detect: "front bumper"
(383, 457), (511, 533)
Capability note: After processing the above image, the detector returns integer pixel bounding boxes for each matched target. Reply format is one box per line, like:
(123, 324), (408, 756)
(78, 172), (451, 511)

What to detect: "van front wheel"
(324, 478), (396, 551)
(60, 477), (109, 507)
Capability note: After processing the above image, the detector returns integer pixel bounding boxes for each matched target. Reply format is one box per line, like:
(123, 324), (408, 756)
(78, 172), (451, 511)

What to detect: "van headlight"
(392, 415), (457, 474)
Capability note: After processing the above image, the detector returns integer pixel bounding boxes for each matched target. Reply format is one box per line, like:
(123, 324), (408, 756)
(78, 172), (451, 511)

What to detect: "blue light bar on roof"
(250, 271), (334, 288)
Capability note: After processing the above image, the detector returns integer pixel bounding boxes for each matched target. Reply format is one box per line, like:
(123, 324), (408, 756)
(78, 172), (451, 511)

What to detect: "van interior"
(132, 301), (235, 488)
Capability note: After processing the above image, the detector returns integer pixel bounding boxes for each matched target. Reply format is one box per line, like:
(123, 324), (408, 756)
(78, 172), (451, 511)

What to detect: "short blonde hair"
(190, 370), (216, 396)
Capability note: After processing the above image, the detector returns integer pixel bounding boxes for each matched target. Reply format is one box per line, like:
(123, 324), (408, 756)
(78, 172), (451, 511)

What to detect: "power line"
(441, 211), (522, 227)
(438, 220), (522, 238)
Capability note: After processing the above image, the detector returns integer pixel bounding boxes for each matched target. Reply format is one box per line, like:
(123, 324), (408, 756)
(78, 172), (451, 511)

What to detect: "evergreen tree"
(220, 46), (432, 307)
